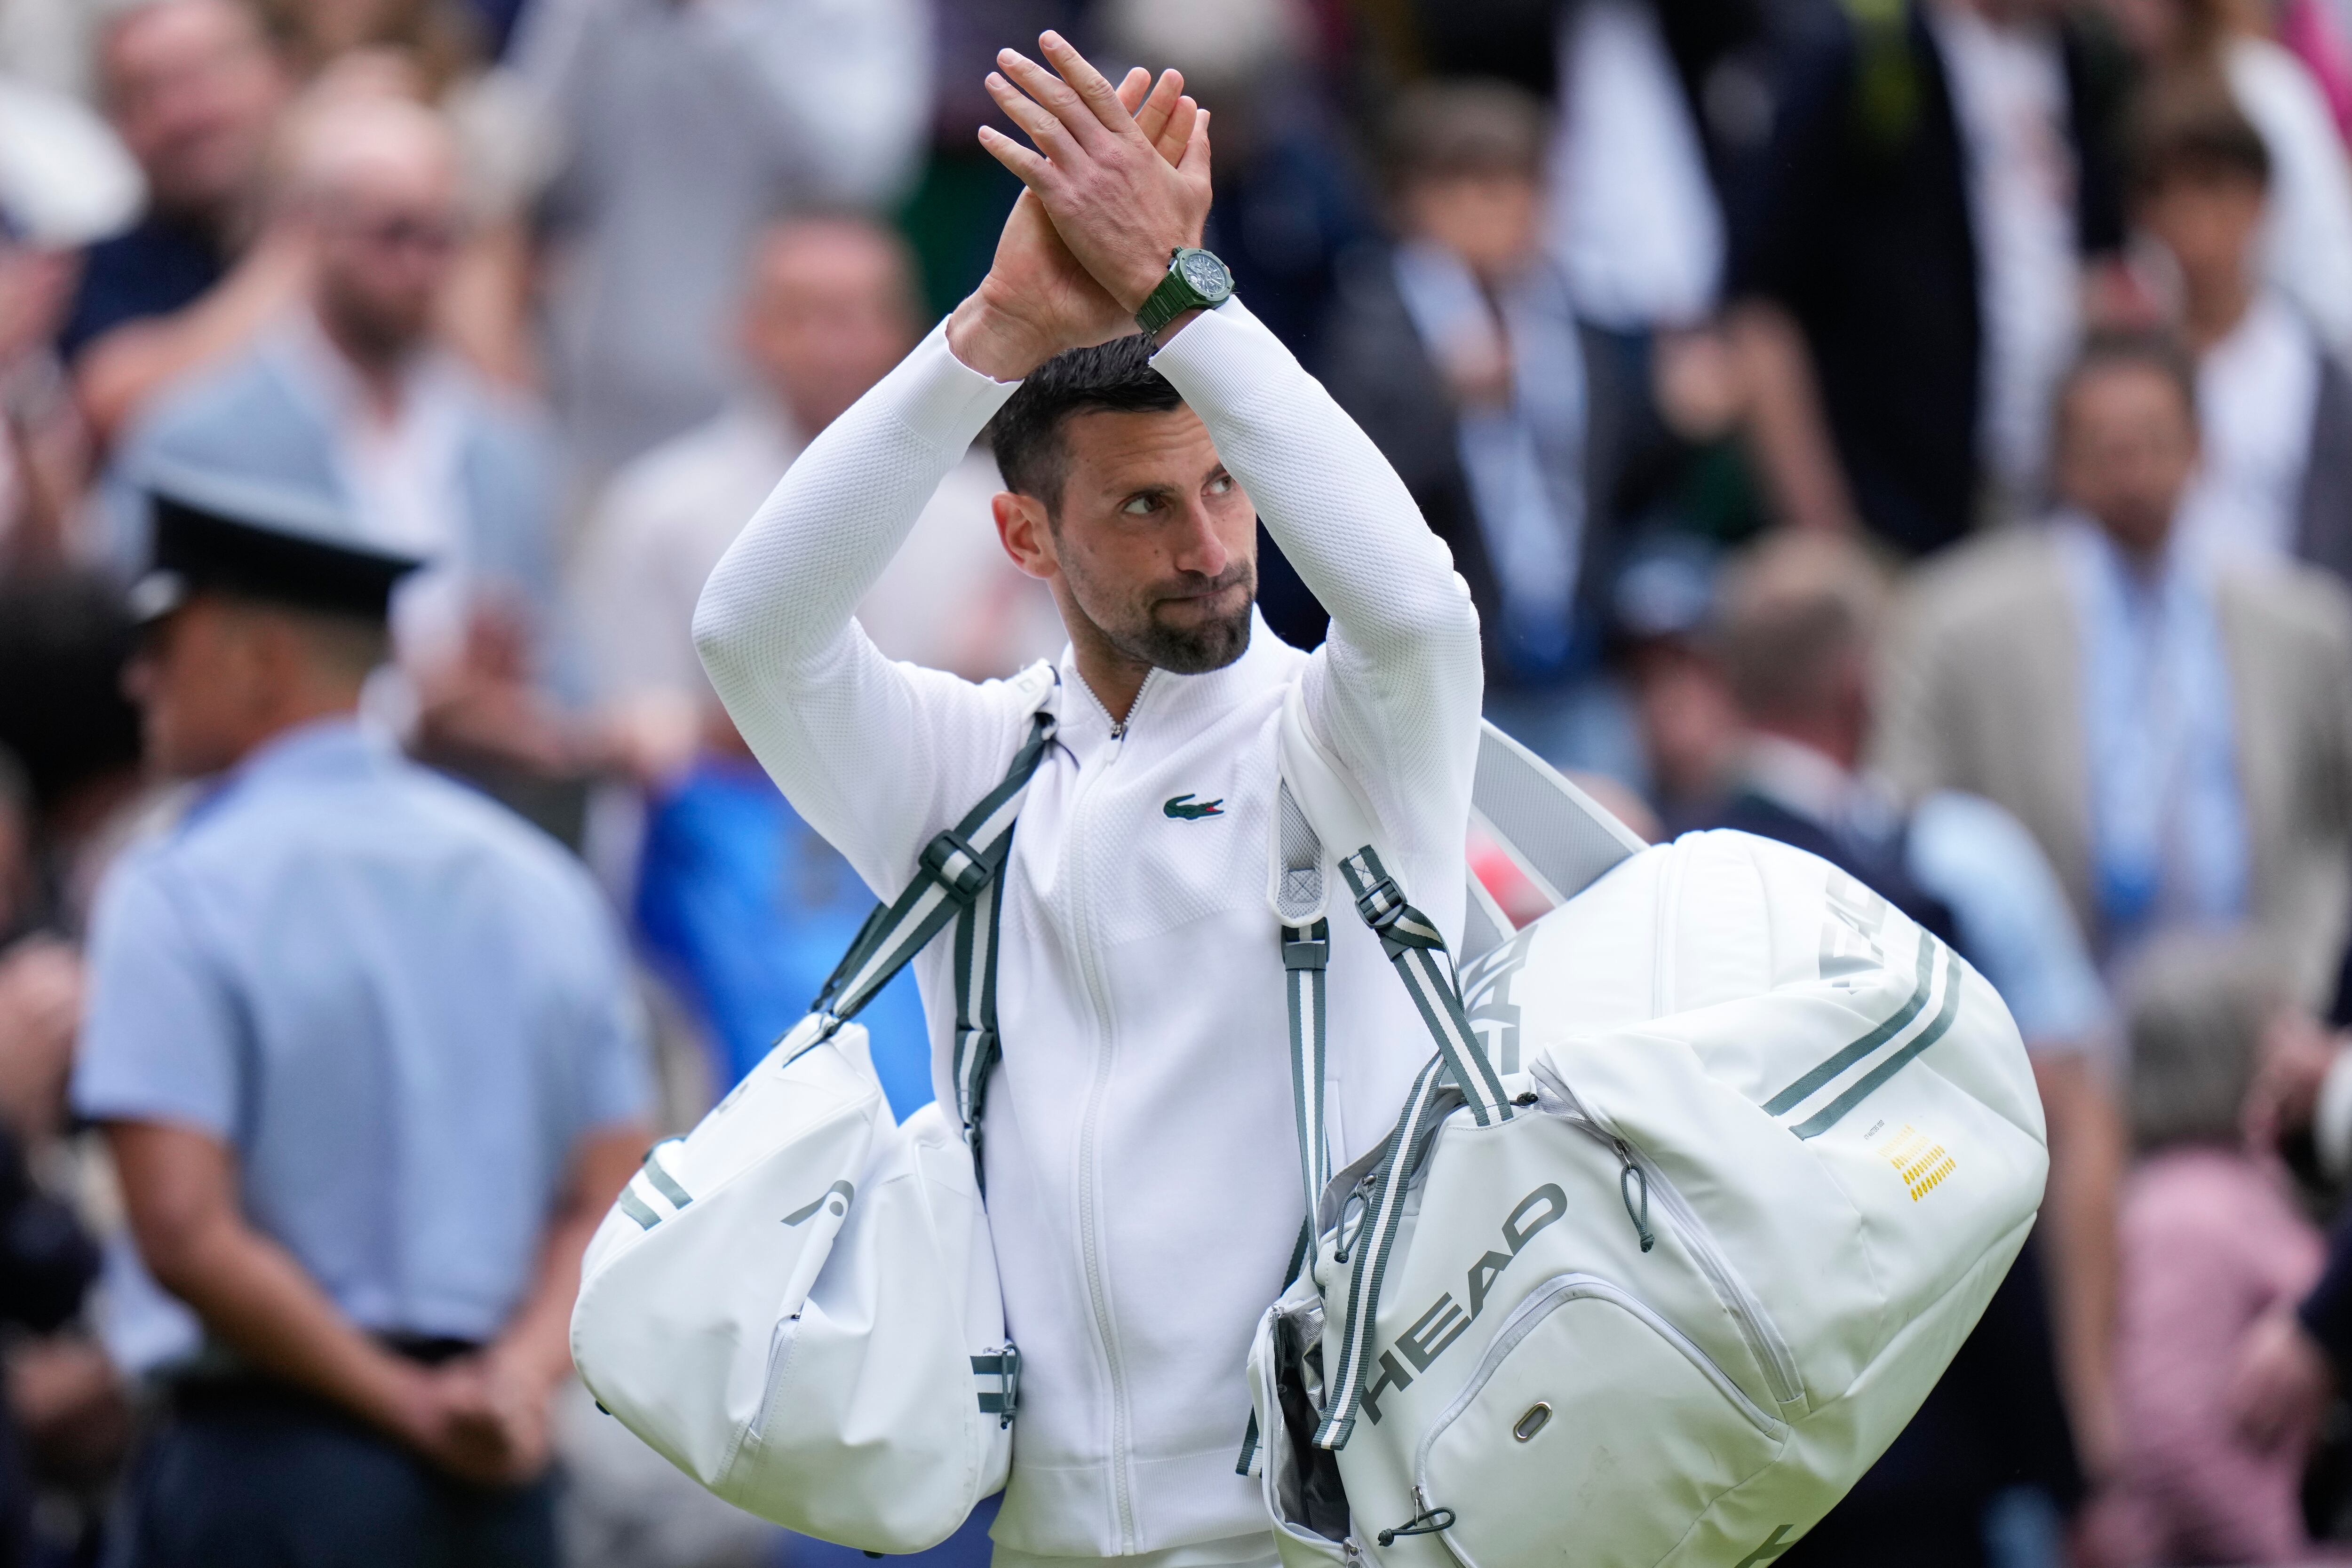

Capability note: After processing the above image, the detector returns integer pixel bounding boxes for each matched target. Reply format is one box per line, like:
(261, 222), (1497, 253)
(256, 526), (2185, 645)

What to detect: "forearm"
(2034, 1055), (2124, 1477)
(492, 1126), (644, 1394)
(693, 321), (1015, 705)
(149, 1204), (422, 1430)
(1151, 299), (1481, 860)
(1724, 300), (1858, 534)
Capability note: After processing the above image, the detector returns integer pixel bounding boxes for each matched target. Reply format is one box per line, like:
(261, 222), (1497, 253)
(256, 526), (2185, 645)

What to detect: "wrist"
(946, 292), (1051, 383)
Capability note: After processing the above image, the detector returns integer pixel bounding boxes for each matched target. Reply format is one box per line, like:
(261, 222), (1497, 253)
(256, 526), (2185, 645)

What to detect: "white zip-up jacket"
(694, 298), (1482, 1567)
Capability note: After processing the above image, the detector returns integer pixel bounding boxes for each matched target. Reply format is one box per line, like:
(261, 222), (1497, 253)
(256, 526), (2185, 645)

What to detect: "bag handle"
(808, 705), (1057, 1156)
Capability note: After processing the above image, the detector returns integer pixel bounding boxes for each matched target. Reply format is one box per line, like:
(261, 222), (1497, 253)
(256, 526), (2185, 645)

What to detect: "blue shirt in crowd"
(72, 718), (653, 1349)
(57, 217), (225, 363)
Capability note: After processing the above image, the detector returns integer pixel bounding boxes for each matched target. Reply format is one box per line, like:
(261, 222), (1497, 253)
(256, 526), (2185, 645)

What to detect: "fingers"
(985, 69), (1082, 164)
(1115, 66), (1151, 116)
(1134, 69), (1184, 153)
(1177, 106), (1213, 184)
(1038, 31), (1137, 139)
(997, 46), (1107, 154)
(1155, 96), (1199, 166)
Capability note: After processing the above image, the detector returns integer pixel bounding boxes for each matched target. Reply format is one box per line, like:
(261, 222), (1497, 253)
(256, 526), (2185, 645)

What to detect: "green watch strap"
(1136, 247), (1233, 336)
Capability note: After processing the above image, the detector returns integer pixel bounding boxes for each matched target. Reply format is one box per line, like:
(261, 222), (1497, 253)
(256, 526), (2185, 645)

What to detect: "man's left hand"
(979, 32), (1213, 319)
(2231, 1304), (2335, 1453)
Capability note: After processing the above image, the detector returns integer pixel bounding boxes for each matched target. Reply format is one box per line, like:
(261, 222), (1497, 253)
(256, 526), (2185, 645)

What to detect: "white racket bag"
(569, 707), (1055, 1553)
(1245, 689), (2047, 1568)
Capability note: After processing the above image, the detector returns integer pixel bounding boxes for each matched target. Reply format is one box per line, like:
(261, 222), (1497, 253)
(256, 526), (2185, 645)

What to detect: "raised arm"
(693, 61), (1201, 892)
(978, 34), (1481, 876)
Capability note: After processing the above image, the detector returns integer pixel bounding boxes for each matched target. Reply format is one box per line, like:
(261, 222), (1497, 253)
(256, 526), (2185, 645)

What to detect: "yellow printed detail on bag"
(1879, 1125), (1955, 1202)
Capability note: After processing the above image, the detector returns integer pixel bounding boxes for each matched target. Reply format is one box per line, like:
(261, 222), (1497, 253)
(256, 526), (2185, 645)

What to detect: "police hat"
(132, 468), (424, 626)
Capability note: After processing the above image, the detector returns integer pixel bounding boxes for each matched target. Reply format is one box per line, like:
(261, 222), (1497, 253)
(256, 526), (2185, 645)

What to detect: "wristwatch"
(1136, 247), (1235, 336)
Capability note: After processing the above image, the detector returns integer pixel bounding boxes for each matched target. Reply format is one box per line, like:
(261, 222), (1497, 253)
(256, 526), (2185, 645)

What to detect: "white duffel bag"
(1246, 691), (2048, 1568)
(569, 706), (1055, 1553)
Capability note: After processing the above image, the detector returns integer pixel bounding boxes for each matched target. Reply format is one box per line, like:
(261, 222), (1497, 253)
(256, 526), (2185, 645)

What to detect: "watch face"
(1177, 249), (1233, 300)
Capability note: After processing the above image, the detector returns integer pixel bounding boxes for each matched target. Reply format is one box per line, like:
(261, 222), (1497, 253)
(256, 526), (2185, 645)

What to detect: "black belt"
(163, 1334), (484, 1421)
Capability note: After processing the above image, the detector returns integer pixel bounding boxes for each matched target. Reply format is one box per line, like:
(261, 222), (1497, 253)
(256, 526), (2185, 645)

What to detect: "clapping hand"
(947, 38), (1211, 380)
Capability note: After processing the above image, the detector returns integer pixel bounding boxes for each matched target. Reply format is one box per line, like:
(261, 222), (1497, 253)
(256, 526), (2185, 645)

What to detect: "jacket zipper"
(1068, 666), (1159, 1551)
(1531, 1065), (1804, 1410)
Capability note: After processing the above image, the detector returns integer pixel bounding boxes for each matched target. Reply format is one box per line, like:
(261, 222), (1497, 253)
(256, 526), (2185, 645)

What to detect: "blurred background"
(9, 0), (2352, 1562)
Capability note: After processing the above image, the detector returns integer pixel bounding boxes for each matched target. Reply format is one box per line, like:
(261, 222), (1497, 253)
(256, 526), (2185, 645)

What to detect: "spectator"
(1321, 80), (1669, 768)
(105, 91), (567, 764)
(1696, 529), (2125, 1480)
(576, 212), (1057, 783)
(1876, 332), (2352, 1005)
(2104, 0), (2352, 357)
(64, 0), (296, 443)
(1727, 0), (2127, 552)
(0, 79), (143, 570)
(2087, 934), (2324, 1568)
(73, 471), (651, 1564)
(511, 0), (929, 475)
(2130, 86), (2352, 583)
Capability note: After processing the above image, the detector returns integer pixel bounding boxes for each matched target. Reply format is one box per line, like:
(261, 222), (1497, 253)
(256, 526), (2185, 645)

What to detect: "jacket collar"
(1054, 608), (1296, 757)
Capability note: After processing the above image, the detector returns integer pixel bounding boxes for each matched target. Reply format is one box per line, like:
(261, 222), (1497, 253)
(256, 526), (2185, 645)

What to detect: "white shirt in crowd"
(2225, 35), (2352, 358)
(279, 313), (481, 671)
(1931, 0), (2081, 509)
(574, 397), (1062, 709)
(2180, 293), (2323, 570)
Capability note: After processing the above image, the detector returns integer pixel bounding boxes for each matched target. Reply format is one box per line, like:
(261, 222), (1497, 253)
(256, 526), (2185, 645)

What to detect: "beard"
(1067, 556), (1258, 676)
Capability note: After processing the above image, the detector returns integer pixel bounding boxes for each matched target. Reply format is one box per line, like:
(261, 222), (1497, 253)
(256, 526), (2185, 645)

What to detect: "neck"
(227, 687), (365, 771)
(2182, 271), (2255, 356)
(1071, 628), (1154, 727)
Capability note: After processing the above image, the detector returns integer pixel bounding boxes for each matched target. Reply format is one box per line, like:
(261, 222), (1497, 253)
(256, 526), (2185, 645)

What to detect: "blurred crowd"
(7, 0), (2352, 1563)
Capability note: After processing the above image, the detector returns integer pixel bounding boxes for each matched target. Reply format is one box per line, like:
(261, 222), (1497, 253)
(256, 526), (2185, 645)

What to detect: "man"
(1726, 0), (2126, 552)
(63, 0), (295, 441)
(691, 36), (1481, 1566)
(108, 92), (564, 757)
(1700, 533), (2119, 1503)
(2129, 87), (2352, 582)
(1319, 79), (1667, 767)
(72, 468), (652, 1564)
(1875, 332), (2352, 1004)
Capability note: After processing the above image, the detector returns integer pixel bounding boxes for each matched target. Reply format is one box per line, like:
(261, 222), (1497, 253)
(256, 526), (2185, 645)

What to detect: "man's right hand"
(946, 64), (1199, 381)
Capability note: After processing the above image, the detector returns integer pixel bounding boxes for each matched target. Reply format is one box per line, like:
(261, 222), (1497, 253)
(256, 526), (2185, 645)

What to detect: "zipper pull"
(1109, 717), (1125, 740)
(1615, 1141), (1655, 1253)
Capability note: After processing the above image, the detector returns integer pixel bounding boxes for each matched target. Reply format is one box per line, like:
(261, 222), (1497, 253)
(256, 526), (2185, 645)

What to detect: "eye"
(1120, 494), (1160, 516)
(1206, 474), (1234, 496)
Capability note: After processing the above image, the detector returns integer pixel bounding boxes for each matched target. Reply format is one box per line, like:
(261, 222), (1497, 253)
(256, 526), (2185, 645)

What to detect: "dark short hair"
(2131, 84), (2272, 196)
(989, 334), (1183, 514)
(1383, 79), (1547, 192)
(2055, 329), (2201, 442)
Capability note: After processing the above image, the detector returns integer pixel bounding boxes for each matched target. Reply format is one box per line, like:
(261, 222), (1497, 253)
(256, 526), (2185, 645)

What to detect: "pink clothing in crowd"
(2103, 1146), (2324, 1566)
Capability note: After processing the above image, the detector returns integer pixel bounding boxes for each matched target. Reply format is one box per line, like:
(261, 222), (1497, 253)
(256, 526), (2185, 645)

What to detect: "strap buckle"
(1283, 935), (1329, 972)
(972, 1344), (1021, 1428)
(920, 829), (992, 903)
(1351, 873), (1408, 932)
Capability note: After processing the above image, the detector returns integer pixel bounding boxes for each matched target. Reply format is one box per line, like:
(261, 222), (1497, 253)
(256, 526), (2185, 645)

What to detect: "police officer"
(72, 470), (654, 1565)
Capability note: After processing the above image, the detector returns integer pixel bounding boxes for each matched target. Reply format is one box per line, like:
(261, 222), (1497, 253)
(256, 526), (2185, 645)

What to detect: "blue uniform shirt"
(73, 718), (652, 1347)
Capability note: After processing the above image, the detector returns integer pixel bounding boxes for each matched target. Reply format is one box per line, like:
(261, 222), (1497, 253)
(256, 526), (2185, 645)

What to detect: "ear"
(993, 490), (1061, 583)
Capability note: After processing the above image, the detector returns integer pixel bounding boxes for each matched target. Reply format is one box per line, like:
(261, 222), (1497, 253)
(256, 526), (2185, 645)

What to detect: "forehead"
(1058, 405), (1217, 497)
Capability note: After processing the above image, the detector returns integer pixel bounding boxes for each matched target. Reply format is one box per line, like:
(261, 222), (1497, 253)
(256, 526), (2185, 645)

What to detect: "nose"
(1170, 495), (1230, 581)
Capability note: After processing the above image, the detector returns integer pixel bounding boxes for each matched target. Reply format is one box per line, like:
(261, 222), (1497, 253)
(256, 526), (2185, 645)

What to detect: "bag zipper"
(1531, 1064), (1803, 1410)
(1406, 1272), (1778, 1564)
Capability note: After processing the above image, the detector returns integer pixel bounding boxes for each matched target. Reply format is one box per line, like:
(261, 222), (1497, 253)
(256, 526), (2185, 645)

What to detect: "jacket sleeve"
(691, 323), (1038, 898)
(1151, 299), (1484, 910)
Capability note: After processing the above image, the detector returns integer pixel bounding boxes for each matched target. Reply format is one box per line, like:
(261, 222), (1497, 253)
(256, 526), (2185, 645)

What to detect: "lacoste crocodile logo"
(1163, 793), (1224, 821)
